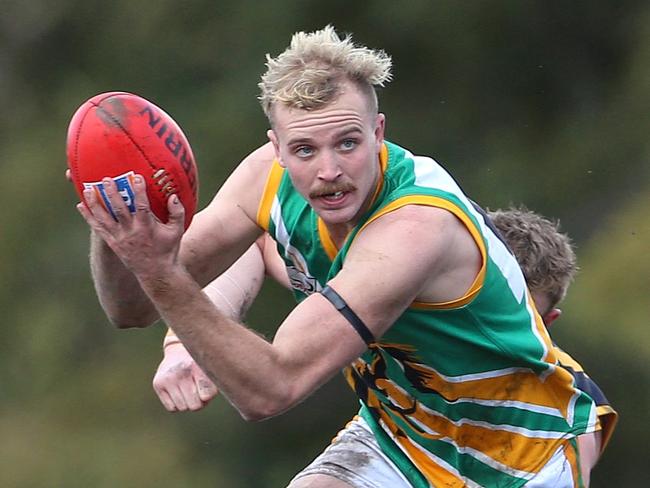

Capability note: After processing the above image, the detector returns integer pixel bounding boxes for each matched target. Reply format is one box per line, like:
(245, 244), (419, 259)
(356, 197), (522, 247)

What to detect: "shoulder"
(240, 142), (277, 172)
(223, 142), (277, 189)
(344, 204), (482, 304)
(205, 142), (276, 216)
(359, 204), (462, 250)
(361, 204), (479, 274)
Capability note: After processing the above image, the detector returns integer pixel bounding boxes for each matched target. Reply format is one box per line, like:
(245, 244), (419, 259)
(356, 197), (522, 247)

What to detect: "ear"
(267, 129), (284, 167)
(374, 113), (386, 147)
(542, 308), (562, 327)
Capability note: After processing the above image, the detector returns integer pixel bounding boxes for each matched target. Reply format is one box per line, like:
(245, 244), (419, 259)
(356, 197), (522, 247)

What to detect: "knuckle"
(135, 201), (151, 212)
(111, 208), (125, 220)
(152, 377), (164, 390)
(171, 363), (194, 379)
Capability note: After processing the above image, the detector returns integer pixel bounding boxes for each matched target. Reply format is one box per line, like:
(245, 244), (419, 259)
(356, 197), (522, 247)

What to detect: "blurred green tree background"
(0, 1), (647, 486)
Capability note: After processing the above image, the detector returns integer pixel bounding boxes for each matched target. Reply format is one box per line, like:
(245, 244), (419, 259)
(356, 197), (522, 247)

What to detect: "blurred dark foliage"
(0, 1), (647, 486)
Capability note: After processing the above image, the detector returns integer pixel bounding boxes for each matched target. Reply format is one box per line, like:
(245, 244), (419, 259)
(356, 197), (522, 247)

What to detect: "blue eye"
(340, 139), (357, 151)
(296, 146), (313, 157)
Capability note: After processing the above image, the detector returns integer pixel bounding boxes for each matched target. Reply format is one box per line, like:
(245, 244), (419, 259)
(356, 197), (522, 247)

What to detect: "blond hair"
(489, 207), (578, 309)
(258, 25), (392, 120)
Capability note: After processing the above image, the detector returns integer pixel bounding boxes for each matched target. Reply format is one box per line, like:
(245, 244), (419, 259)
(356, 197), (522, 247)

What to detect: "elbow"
(109, 317), (151, 330)
(97, 296), (159, 329)
(239, 408), (282, 423)
(105, 310), (158, 330)
(237, 389), (297, 422)
(239, 409), (273, 423)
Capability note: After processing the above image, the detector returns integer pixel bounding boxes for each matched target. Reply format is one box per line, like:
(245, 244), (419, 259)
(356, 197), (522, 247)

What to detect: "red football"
(66, 91), (199, 230)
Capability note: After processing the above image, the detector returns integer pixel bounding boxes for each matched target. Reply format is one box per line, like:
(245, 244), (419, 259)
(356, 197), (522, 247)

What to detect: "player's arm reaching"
(142, 205), (476, 421)
(80, 143), (275, 329)
(153, 233), (290, 412)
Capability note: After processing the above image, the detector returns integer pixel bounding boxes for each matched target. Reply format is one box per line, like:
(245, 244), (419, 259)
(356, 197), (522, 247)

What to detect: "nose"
(317, 151), (342, 181)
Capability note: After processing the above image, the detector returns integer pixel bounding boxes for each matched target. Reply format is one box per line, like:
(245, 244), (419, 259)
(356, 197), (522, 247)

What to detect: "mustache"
(309, 181), (356, 199)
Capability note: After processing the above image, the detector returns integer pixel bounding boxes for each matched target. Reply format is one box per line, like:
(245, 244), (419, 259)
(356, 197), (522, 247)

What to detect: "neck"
(325, 222), (356, 249)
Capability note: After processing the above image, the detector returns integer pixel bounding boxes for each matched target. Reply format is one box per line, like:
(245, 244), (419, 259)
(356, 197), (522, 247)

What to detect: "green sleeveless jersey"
(257, 141), (597, 487)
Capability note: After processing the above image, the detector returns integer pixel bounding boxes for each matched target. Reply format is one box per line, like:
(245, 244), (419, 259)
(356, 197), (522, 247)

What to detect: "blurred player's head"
(258, 25), (392, 124)
(489, 207), (578, 326)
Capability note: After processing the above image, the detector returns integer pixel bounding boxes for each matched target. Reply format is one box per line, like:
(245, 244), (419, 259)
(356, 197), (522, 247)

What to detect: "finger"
(77, 189), (118, 241)
(65, 168), (72, 182)
(76, 199), (94, 223)
(82, 186), (119, 229)
(131, 175), (159, 228)
(195, 371), (219, 403)
(166, 193), (185, 229)
(77, 194), (108, 235)
(155, 387), (178, 412)
(132, 174), (154, 217)
(102, 177), (132, 222)
(153, 374), (177, 412)
(165, 385), (189, 412)
(179, 379), (204, 411)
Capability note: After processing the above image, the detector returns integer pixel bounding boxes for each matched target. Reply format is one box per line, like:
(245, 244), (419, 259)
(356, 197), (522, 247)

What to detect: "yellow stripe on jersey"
(371, 391), (564, 479)
(563, 441), (581, 487)
(371, 400), (468, 487)
(406, 405), (562, 473)
(318, 217), (339, 261)
(370, 392), (557, 486)
(256, 160), (284, 231)
(596, 405), (618, 453)
(350, 342), (572, 417)
(397, 434), (467, 487)
(554, 347), (586, 373)
(551, 343), (618, 454)
(406, 361), (577, 419)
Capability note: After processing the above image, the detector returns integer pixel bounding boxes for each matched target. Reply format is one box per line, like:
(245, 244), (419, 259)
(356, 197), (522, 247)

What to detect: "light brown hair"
(489, 207), (578, 309)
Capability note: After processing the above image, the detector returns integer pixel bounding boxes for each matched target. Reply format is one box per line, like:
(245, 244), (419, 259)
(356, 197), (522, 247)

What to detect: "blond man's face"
(267, 81), (385, 230)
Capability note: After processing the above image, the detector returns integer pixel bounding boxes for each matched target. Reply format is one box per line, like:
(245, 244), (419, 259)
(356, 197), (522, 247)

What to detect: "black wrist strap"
(320, 285), (374, 345)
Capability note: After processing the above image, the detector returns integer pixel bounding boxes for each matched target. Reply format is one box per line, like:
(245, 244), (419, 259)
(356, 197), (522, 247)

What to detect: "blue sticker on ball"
(84, 171), (136, 220)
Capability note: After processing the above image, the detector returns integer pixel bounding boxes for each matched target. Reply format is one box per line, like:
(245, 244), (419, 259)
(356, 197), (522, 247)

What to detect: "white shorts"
(289, 416), (582, 488)
(289, 416), (412, 488)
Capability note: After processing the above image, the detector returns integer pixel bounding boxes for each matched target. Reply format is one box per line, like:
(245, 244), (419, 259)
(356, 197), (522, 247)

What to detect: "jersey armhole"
(356, 195), (487, 310)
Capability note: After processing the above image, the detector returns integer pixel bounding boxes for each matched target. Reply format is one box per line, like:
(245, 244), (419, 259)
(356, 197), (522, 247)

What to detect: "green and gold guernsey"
(257, 141), (597, 487)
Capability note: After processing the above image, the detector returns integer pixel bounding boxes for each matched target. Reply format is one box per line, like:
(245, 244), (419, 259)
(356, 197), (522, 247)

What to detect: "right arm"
(90, 232), (159, 327)
(85, 143), (276, 328)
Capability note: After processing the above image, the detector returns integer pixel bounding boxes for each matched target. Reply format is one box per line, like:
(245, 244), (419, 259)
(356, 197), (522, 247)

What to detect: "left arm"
(577, 431), (602, 487)
(152, 239), (267, 412)
(142, 205), (478, 421)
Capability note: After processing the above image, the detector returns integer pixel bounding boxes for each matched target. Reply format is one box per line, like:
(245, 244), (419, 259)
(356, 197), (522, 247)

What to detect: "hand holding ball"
(66, 92), (199, 230)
